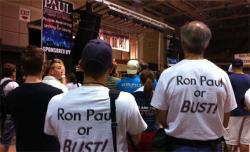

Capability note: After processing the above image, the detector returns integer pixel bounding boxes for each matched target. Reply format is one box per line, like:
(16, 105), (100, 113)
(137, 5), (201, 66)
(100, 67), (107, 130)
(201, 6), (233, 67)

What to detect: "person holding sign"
(44, 39), (147, 152)
(151, 21), (237, 151)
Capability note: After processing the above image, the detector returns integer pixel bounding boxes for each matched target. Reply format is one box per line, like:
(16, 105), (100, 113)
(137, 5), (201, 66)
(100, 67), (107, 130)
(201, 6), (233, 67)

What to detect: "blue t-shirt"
(229, 73), (250, 116)
(117, 75), (141, 93)
(153, 79), (157, 89)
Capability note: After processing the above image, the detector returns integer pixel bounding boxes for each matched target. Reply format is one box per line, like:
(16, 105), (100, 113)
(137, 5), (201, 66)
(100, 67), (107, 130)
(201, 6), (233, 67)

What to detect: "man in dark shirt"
(6, 46), (62, 151)
(225, 59), (250, 152)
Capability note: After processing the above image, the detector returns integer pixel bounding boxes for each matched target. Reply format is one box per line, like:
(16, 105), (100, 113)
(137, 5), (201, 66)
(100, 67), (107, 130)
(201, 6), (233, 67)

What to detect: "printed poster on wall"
(42, 0), (73, 71)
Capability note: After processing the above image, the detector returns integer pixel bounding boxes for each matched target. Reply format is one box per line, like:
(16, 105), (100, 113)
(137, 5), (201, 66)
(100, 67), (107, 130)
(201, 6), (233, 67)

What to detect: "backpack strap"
(109, 89), (120, 152)
(0, 79), (14, 136)
(0, 79), (14, 90)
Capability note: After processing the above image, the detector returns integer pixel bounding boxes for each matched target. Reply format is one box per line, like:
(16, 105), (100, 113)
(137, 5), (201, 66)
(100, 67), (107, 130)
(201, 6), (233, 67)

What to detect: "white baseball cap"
(127, 60), (139, 75)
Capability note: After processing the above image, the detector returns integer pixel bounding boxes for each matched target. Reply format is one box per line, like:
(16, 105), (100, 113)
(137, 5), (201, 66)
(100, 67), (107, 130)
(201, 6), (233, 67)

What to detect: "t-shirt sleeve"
(224, 75), (237, 113)
(4, 82), (19, 95)
(244, 89), (250, 110)
(151, 73), (168, 110)
(124, 93), (147, 135)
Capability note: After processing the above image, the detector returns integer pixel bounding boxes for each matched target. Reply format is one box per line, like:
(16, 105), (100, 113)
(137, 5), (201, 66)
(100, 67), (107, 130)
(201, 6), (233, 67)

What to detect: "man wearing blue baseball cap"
(44, 39), (147, 152)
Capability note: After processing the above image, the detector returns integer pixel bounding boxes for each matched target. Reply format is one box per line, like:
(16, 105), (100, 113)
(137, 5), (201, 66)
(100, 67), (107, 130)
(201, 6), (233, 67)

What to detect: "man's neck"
(127, 74), (136, 77)
(25, 75), (42, 83)
(83, 76), (105, 86)
(233, 69), (244, 74)
(184, 50), (204, 60)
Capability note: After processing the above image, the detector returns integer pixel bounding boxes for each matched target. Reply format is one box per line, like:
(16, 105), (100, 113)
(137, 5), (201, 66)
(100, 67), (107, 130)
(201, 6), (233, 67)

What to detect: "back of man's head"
(232, 59), (243, 69)
(127, 60), (139, 76)
(2, 63), (16, 78)
(80, 39), (113, 79)
(21, 46), (46, 76)
(180, 21), (212, 54)
(139, 62), (148, 73)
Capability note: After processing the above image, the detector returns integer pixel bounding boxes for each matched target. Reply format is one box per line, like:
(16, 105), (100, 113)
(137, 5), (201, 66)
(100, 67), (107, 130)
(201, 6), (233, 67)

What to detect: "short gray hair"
(180, 21), (212, 54)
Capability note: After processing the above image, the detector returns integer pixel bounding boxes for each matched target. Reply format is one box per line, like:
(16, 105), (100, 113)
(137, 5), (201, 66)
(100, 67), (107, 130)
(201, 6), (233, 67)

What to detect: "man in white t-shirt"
(151, 21), (237, 151)
(44, 39), (147, 152)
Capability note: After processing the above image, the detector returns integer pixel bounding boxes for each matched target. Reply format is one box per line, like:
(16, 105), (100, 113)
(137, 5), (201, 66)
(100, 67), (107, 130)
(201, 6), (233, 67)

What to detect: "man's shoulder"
(230, 73), (250, 82)
(48, 93), (66, 105)
(12, 83), (62, 95)
(116, 91), (136, 107)
(41, 83), (63, 93)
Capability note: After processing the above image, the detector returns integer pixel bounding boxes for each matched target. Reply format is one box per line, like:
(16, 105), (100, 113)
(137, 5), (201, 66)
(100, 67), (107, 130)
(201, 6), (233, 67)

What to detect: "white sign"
(234, 53), (250, 66)
(99, 31), (130, 52)
(19, 8), (30, 22)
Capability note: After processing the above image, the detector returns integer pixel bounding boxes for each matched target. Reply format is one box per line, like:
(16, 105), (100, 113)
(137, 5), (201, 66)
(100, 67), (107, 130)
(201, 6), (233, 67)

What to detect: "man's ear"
(204, 40), (210, 49)
(76, 59), (84, 72)
(108, 64), (114, 74)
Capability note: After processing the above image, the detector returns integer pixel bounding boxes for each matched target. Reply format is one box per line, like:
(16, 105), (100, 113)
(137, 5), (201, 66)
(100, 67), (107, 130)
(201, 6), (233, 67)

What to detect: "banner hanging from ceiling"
(42, 0), (73, 56)
(99, 30), (130, 52)
(234, 53), (250, 67)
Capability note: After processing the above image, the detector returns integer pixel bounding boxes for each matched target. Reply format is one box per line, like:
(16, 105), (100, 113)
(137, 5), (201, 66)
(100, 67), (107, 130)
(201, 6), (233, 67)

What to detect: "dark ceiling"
(111, 0), (250, 45)
(76, 0), (249, 62)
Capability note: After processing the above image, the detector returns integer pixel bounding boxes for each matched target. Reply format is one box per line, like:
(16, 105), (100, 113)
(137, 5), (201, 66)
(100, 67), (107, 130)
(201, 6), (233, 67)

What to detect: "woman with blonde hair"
(42, 58), (68, 92)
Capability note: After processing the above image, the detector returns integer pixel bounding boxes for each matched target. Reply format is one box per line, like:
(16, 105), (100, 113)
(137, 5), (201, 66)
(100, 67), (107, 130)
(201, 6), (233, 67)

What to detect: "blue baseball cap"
(81, 39), (113, 70)
(232, 59), (243, 67)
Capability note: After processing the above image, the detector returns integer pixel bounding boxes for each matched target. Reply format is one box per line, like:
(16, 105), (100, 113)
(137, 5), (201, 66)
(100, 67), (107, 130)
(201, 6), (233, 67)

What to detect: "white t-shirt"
(244, 88), (250, 110)
(151, 59), (237, 140)
(43, 76), (68, 93)
(134, 86), (144, 92)
(44, 86), (147, 152)
(0, 77), (19, 95)
(66, 82), (81, 90)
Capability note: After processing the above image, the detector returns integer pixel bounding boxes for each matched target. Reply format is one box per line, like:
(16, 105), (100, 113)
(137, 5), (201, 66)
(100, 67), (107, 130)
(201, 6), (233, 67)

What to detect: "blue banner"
(42, 0), (73, 56)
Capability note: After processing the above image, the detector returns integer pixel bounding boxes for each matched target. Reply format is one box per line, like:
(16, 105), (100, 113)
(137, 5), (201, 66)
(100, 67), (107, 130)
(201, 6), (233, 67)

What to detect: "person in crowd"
(139, 62), (149, 74)
(151, 21), (237, 151)
(133, 69), (157, 151)
(6, 46), (62, 151)
(55, 58), (67, 85)
(42, 58), (68, 92)
(66, 73), (81, 90)
(139, 61), (158, 89)
(224, 59), (250, 152)
(106, 60), (120, 89)
(0, 63), (19, 152)
(117, 59), (141, 93)
(44, 39), (147, 152)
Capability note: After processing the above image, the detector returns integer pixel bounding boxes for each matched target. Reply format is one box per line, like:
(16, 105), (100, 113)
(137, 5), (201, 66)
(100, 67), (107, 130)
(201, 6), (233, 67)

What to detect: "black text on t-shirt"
(176, 75), (222, 114)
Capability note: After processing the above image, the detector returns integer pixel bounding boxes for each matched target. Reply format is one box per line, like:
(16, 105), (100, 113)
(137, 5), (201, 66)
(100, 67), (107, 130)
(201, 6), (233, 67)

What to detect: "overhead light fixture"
(94, 0), (175, 31)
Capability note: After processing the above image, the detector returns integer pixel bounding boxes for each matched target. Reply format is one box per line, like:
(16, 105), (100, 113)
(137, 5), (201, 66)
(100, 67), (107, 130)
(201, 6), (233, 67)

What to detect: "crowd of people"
(0, 20), (249, 152)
